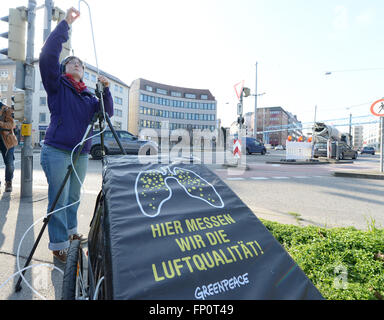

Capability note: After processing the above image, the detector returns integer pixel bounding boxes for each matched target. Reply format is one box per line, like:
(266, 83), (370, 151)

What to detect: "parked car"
(314, 142), (358, 159)
(338, 143), (358, 160)
(313, 142), (327, 158)
(360, 146), (375, 155)
(245, 137), (266, 155)
(275, 144), (285, 150)
(90, 130), (158, 159)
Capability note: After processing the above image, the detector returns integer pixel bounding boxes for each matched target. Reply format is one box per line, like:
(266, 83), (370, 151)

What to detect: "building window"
(91, 74), (96, 82)
(0, 70), (9, 78)
(114, 108), (123, 117)
(185, 93), (196, 99)
(39, 112), (46, 123)
(84, 72), (89, 80)
(114, 96), (123, 105)
(145, 85), (153, 92)
(40, 97), (47, 106)
(0, 83), (8, 91)
(201, 94), (208, 100)
(114, 121), (122, 129)
(171, 91), (181, 97)
(156, 88), (167, 95)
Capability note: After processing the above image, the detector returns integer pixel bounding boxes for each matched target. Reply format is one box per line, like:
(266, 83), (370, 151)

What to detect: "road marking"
(272, 176), (290, 179)
(250, 177), (268, 180)
(226, 177), (246, 181)
(292, 176), (309, 179)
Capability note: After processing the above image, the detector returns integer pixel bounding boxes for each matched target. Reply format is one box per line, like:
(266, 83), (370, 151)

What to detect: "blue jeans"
(0, 138), (15, 182)
(40, 144), (88, 251)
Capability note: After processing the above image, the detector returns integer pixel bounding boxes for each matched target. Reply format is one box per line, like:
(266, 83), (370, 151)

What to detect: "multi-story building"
(363, 122), (381, 150)
(245, 106), (302, 146)
(0, 57), (16, 108)
(353, 125), (363, 149)
(128, 78), (217, 139)
(0, 56), (129, 145)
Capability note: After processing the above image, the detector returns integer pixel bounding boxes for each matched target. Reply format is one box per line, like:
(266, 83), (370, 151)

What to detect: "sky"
(1, 0), (384, 133)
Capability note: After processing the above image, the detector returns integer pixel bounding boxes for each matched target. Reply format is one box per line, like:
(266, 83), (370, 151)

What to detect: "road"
(0, 148), (383, 300)
(215, 150), (384, 229)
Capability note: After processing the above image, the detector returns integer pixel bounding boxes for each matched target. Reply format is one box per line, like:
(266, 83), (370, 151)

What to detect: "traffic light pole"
(20, 0), (36, 198)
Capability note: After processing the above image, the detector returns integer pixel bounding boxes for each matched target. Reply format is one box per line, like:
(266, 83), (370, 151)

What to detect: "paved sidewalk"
(0, 182), (94, 300)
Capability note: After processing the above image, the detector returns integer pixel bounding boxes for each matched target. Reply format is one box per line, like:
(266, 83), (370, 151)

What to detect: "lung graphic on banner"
(135, 166), (224, 217)
(94, 156), (324, 300)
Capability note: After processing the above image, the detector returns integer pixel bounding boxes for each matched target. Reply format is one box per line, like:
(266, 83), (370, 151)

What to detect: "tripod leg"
(15, 116), (98, 293)
(104, 113), (126, 155)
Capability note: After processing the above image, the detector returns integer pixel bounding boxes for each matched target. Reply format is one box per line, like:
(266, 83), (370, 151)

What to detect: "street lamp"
(250, 92), (265, 140)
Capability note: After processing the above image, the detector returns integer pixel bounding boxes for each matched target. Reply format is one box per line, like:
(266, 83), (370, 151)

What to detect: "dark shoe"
(69, 233), (87, 243)
(5, 181), (12, 192)
(53, 249), (68, 263)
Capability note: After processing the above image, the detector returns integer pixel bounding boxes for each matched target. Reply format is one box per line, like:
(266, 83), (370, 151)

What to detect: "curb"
(266, 159), (354, 165)
(333, 171), (384, 180)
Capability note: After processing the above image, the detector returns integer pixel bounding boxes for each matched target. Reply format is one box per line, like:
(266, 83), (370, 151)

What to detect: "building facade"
(128, 78), (217, 138)
(244, 106), (303, 146)
(352, 125), (363, 149)
(363, 122), (381, 150)
(0, 57), (16, 108)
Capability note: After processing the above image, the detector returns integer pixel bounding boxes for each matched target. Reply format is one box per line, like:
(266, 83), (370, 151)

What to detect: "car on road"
(275, 144), (285, 150)
(245, 137), (266, 155)
(90, 130), (158, 159)
(338, 143), (358, 160)
(360, 146), (375, 155)
(314, 142), (357, 159)
(313, 142), (327, 158)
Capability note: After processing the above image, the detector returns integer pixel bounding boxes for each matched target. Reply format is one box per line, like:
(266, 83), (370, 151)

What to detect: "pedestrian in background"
(0, 100), (18, 193)
(39, 7), (113, 263)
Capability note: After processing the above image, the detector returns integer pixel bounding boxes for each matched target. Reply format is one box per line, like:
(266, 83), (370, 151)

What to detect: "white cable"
(78, 0), (99, 75)
(0, 263), (64, 300)
(93, 276), (104, 300)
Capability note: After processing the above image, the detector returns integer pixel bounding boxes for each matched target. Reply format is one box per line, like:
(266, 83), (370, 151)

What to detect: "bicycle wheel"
(61, 239), (87, 300)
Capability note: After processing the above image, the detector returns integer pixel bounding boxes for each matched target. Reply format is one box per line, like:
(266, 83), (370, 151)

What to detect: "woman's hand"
(65, 7), (80, 25)
(98, 75), (110, 88)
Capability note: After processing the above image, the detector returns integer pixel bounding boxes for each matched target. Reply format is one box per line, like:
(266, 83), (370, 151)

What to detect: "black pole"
(95, 80), (126, 157)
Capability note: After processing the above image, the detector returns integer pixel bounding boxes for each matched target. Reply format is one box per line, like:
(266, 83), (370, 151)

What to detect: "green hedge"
(261, 219), (384, 300)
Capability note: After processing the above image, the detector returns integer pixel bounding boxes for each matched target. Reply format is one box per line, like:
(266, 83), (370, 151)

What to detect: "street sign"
(233, 80), (244, 100)
(370, 99), (384, 117)
(233, 139), (241, 158)
(237, 103), (243, 115)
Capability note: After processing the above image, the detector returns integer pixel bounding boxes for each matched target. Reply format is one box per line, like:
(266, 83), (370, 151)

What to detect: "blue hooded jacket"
(39, 20), (114, 153)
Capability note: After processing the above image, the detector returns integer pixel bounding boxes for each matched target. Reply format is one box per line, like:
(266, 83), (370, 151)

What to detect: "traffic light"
(12, 91), (25, 121)
(237, 116), (244, 125)
(0, 7), (27, 61)
(242, 87), (251, 97)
